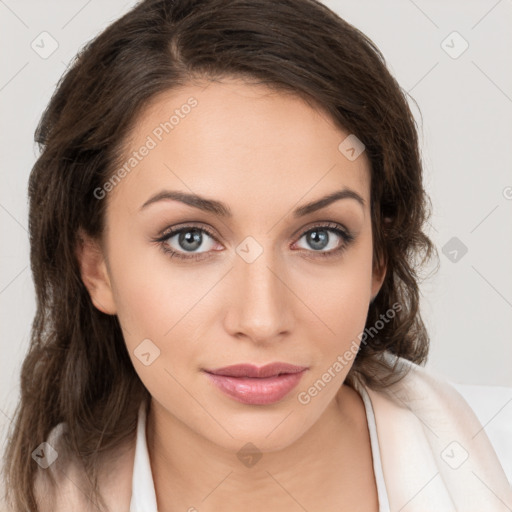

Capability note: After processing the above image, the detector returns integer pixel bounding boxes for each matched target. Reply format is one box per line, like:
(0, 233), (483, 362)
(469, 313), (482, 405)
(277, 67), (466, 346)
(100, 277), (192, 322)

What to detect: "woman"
(2, 0), (511, 511)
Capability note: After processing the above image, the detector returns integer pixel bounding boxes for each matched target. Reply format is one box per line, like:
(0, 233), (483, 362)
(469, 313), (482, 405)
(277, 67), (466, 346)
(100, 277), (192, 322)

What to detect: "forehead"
(109, 78), (371, 216)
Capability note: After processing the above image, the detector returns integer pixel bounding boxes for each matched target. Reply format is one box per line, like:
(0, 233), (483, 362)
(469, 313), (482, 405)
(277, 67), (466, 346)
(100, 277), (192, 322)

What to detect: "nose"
(223, 248), (294, 345)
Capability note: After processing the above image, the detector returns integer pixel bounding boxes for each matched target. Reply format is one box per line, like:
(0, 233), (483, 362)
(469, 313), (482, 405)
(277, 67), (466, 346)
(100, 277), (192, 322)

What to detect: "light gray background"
(1, 0), (511, 457)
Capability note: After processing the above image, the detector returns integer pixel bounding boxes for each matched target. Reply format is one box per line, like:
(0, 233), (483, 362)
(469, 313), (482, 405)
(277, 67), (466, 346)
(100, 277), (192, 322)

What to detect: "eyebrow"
(139, 188), (365, 217)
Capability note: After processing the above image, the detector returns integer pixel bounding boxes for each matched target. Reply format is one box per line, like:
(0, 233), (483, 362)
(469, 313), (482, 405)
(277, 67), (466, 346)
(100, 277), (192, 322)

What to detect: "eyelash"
(152, 222), (355, 262)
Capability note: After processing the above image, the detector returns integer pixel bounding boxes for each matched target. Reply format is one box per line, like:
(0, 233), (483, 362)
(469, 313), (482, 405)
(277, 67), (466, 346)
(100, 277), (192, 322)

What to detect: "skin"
(78, 78), (386, 512)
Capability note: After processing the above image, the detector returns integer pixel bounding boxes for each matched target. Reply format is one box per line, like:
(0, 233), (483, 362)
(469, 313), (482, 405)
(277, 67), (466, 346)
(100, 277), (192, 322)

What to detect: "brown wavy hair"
(2, 0), (437, 510)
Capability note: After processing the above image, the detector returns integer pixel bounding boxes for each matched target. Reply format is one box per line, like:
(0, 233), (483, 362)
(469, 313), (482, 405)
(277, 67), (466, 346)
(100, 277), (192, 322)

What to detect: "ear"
(370, 254), (387, 304)
(75, 228), (117, 315)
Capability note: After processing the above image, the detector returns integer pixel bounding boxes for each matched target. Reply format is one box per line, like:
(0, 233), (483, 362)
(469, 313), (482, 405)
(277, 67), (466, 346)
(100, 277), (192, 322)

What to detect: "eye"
(292, 222), (355, 258)
(153, 221), (355, 262)
(154, 225), (221, 261)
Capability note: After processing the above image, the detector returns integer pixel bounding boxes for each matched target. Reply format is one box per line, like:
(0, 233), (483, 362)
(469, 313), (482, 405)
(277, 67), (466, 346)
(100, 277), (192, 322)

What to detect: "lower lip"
(204, 370), (306, 405)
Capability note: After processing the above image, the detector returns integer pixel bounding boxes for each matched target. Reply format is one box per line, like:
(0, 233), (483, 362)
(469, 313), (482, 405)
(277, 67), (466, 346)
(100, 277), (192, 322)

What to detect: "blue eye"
(154, 225), (220, 261)
(153, 221), (355, 261)
(295, 223), (354, 256)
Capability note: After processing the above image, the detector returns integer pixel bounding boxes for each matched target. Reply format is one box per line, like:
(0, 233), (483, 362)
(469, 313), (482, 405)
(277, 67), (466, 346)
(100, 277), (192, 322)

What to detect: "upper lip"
(204, 363), (308, 378)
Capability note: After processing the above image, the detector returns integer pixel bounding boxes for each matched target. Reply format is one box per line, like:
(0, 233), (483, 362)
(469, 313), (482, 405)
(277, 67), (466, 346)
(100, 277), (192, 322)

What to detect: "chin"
(199, 406), (316, 454)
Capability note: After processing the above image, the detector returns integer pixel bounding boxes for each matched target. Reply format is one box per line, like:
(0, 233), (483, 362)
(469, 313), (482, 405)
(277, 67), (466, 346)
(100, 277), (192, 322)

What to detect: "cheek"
(106, 231), (175, 345)
(292, 243), (374, 403)
(106, 232), (215, 373)
(111, 268), (199, 353)
(107, 243), (203, 404)
(296, 235), (373, 337)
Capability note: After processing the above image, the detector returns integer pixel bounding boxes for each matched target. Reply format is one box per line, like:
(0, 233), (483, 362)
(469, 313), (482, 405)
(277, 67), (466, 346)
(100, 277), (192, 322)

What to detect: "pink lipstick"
(203, 363), (308, 405)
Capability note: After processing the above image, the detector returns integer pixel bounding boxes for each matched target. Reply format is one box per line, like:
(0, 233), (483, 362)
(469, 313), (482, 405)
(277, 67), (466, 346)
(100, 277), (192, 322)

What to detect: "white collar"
(130, 400), (158, 512)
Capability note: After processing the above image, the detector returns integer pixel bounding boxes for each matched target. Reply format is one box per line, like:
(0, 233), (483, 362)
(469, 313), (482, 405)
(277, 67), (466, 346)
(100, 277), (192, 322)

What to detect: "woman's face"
(86, 78), (385, 452)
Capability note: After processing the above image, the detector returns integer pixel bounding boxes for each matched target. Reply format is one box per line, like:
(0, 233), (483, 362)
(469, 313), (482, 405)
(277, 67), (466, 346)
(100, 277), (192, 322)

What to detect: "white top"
(449, 381), (512, 486)
(129, 385), (392, 512)
(29, 355), (512, 512)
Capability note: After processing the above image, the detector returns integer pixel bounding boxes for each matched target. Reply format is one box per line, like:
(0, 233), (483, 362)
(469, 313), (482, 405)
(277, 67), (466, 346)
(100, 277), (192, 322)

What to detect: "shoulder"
(357, 354), (512, 510)
(449, 381), (512, 485)
(33, 422), (136, 512)
(363, 353), (512, 483)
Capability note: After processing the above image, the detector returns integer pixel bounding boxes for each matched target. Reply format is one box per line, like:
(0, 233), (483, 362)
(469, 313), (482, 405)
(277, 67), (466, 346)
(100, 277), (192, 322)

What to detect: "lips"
(203, 362), (308, 405)
(204, 362), (308, 379)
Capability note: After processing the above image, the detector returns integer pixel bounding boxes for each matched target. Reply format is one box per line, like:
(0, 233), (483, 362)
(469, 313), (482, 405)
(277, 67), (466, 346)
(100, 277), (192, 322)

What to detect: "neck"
(146, 384), (377, 512)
